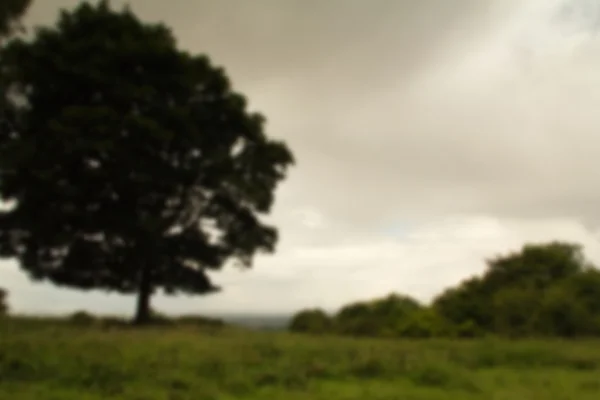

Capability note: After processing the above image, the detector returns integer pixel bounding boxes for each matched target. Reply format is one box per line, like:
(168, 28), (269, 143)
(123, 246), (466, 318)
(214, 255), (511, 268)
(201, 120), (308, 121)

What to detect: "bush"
(68, 311), (96, 326)
(535, 284), (598, 337)
(432, 277), (492, 333)
(396, 309), (451, 338)
(290, 243), (600, 339)
(334, 294), (423, 337)
(334, 302), (375, 336)
(289, 309), (332, 334)
(492, 287), (541, 338)
(561, 269), (600, 316)
(453, 320), (486, 338)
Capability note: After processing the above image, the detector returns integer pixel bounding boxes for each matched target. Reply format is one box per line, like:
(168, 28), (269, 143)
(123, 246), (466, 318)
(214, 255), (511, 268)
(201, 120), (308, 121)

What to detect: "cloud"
(27, 0), (600, 226)
(4, 0), (600, 315)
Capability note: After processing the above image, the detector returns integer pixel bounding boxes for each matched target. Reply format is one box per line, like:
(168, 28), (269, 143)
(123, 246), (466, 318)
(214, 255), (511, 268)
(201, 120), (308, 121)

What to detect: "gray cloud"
(29, 0), (592, 227)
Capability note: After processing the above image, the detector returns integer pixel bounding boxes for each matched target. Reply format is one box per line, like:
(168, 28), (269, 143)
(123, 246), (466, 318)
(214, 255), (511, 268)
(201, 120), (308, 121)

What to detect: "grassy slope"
(1, 319), (599, 399)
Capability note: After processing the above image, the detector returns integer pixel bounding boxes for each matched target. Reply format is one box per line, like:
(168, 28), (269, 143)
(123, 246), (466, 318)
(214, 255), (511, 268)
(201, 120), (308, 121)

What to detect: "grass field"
(1, 319), (600, 399)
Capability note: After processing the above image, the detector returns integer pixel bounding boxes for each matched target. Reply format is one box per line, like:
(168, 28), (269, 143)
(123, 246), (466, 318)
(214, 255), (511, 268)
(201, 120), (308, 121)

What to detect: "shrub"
(535, 284), (596, 337)
(492, 287), (541, 338)
(334, 294), (423, 337)
(396, 309), (451, 338)
(68, 310), (96, 326)
(453, 320), (486, 338)
(289, 309), (332, 334)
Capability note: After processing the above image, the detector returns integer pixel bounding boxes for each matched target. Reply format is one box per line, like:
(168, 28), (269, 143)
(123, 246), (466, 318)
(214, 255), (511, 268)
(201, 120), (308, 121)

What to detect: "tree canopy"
(0, 0), (31, 39)
(0, 1), (294, 324)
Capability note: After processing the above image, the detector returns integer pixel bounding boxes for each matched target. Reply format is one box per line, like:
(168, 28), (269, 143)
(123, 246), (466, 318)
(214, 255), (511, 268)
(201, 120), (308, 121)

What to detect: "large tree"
(0, 1), (294, 324)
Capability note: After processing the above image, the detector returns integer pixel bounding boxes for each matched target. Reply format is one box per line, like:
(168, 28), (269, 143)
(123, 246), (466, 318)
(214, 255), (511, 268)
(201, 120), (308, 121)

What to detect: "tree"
(433, 241), (595, 336)
(396, 308), (450, 338)
(334, 301), (376, 336)
(369, 293), (421, 319)
(432, 277), (492, 331)
(483, 242), (586, 292)
(289, 309), (332, 334)
(367, 293), (422, 336)
(491, 286), (541, 337)
(334, 293), (423, 337)
(0, 0), (32, 40)
(561, 268), (600, 315)
(535, 284), (594, 337)
(534, 269), (600, 337)
(0, 1), (294, 324)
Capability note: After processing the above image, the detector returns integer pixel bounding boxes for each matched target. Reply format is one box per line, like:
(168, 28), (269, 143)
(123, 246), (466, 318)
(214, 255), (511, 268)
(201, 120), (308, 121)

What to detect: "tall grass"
(1, 318), (599, 399)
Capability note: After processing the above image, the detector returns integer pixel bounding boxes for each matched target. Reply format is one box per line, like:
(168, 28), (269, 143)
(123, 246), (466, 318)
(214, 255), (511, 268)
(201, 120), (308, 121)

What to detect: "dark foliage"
(335, 294), (422, 337)
(0, 1), (294, 324)
(0, 0), (31, 39)
(288, 308), (332, 334)
(433, 242), (596, 337)
(68, 310), (96, 326)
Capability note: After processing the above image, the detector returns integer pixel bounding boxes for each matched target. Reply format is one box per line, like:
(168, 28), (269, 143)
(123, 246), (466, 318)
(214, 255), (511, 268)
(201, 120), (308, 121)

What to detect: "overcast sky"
(3, 0), (600, 316)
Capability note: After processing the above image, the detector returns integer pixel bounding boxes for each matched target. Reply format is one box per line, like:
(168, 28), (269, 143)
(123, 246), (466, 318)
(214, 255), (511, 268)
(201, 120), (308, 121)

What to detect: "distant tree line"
(289, 242), (600, 338)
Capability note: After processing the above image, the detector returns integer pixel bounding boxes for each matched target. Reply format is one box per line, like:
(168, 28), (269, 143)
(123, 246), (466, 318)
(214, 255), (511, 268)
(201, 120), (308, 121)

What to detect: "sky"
(3, 0), (600, 316)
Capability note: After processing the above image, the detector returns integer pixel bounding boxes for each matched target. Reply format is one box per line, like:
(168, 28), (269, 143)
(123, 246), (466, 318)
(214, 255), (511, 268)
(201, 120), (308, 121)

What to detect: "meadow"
(1, 318), (600, 399)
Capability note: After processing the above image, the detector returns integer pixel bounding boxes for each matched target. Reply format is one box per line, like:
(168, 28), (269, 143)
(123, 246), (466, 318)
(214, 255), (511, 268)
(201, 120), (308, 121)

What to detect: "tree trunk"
(133, 263), (152, 325)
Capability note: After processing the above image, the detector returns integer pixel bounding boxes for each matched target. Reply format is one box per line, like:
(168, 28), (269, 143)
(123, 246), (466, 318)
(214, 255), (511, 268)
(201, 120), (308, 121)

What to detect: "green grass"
(1, 318), (600, 399)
